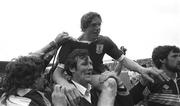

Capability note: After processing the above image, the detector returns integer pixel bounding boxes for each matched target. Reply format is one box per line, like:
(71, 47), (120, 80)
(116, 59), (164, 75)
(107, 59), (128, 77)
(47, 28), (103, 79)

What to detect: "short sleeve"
(104, 36), (124, 60)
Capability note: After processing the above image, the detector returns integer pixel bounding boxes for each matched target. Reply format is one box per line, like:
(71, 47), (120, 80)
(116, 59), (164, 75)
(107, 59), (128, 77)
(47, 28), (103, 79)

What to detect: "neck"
(80, 33), (98, 42)
(72, 77), (89, 88)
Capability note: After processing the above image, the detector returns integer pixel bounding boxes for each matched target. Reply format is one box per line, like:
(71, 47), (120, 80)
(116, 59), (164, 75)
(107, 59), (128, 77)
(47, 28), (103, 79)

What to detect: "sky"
(0, 0), (180, 61)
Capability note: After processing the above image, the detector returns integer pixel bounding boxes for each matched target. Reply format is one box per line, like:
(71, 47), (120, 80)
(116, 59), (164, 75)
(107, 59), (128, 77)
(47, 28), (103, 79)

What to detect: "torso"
(58, 35), (122, 73)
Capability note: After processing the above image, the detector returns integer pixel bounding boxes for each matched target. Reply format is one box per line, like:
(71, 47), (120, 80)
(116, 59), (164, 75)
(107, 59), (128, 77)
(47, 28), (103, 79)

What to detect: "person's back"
(0, 56), (49, 106)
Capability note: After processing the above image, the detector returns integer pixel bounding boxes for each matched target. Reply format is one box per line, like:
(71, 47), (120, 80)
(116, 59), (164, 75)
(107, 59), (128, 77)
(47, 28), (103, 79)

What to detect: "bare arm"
(53, 66), (70, 85)
(118, 56), (170, 83)
(29, 32), (71, 67)
(98, 78), (117, 106)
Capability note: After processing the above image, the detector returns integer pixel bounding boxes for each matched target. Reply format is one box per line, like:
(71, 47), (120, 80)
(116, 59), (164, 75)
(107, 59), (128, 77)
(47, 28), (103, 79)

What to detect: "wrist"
(50, 41), (58, 49)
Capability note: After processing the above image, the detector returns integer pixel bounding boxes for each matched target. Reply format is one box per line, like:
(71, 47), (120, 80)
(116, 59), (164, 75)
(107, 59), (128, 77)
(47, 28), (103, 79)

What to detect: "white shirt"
(72, 80), (92, 103)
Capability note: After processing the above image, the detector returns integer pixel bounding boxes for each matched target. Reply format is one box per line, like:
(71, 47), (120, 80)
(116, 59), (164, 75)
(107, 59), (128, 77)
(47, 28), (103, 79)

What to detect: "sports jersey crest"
(96, 44), (104, 54)
(163, 84), (169, 90)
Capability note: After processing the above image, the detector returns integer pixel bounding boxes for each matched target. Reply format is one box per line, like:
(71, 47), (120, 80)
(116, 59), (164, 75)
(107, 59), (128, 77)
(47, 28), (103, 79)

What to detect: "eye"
(91, 23), (97, 27)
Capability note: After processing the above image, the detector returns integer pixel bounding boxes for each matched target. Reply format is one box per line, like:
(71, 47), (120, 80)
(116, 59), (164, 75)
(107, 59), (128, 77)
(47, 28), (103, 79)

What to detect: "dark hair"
(2, 56), (45, 103)
(152, 45), (180, 69)
(64, 49), (89, 76)
(81, 12), (102, 32)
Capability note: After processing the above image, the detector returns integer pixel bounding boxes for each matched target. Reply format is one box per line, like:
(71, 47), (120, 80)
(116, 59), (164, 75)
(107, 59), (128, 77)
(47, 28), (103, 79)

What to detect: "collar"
(72, 80), (91, 96)
(17, 88), (32, 96)
(72, 80), (92, 103)
(78, 34), (100, 43)
(78, 40), (91, 44)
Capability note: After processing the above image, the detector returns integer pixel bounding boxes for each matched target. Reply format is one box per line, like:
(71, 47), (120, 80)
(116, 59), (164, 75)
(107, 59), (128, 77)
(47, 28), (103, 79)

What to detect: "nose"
(96, 25), (100, 30)
(88, 64), (93, 70)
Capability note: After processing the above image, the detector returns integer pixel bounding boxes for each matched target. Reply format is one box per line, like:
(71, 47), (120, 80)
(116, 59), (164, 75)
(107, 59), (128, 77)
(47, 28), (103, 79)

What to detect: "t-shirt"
(58, 35), (123, 73)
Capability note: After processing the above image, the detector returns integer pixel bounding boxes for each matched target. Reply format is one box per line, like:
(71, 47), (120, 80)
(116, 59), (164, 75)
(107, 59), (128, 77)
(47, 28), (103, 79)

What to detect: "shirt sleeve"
(104, 36), (124, 60)
(57, 42), (73, 64)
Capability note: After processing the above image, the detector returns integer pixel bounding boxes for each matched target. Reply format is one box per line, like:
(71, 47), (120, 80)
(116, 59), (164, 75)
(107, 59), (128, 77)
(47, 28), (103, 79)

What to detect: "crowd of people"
(0, 11), (180, 106)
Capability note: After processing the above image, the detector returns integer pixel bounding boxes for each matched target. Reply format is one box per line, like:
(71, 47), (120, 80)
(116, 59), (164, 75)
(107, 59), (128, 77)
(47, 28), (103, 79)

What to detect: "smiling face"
(85, 16), (102, 40)
(71, 56), (93, 87)
(163, 51), (180, 73)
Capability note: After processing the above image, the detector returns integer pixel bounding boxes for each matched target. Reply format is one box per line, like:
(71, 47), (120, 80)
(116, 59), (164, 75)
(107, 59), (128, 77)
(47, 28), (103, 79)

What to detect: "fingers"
(54, 32), (69, 45)
(152, 67), (170, 81)
(60, 84), (82, 106)
(100, 71), (118, 82)
(52, 85), (68, 106)
(142, 67), (170, 83)
(142, 74), (154, 83)
(64, 88), (78, 106)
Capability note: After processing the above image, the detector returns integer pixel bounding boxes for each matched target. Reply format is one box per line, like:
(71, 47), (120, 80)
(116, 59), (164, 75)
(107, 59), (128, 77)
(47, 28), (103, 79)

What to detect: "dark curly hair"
(152, 45), (180, 69)
(64, 49), (89, 77)
(2, 56), (45, 103)
(81, 12), (102, 32)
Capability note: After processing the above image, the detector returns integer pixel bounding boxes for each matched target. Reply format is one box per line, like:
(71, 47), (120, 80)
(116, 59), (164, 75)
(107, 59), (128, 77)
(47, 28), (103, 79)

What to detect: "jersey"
(130, 72), (180, 106)
(58, 35), (123, 74)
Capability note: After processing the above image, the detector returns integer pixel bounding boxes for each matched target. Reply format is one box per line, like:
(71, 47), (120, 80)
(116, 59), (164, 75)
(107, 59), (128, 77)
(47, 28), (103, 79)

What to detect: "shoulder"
(96, 35), (113, 44)
(98, 35), (111, 40)
(0, 94), (39, 106)
(24, 90), (47, 106)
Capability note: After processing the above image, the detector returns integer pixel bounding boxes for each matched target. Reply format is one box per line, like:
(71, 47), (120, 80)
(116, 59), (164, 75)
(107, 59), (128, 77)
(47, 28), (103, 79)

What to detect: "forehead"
(168, 51), (180, 57)
(76, 56), (92, 63)
(90, 17), (102, 24)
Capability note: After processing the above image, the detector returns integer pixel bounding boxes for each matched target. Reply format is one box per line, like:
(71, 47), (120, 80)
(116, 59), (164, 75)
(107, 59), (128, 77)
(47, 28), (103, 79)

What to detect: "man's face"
(164, 51), (180, 73)
(73, 56), (93, 84)
(85, 16), (101, 39)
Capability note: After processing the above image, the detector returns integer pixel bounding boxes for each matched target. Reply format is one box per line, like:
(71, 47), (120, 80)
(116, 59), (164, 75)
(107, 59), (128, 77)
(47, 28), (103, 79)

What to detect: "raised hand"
(52, 84), (68, 106)
(54, 32), (77, 46)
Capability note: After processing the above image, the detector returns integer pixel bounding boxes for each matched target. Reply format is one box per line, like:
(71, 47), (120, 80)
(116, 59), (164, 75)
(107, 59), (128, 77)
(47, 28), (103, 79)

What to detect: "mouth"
(86, 71), (92, 75)
(93, 30), (100, 34)
(85, 70), (93, 76)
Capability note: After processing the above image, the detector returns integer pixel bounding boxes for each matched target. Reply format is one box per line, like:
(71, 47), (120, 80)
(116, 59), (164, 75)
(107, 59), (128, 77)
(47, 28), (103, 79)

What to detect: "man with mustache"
(131, 45), (180, 106)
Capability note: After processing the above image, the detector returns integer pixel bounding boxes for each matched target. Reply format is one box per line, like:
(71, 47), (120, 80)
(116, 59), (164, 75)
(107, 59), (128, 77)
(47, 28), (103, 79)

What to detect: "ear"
(69, 67), (76, 73)
(160, 59), (166, 64)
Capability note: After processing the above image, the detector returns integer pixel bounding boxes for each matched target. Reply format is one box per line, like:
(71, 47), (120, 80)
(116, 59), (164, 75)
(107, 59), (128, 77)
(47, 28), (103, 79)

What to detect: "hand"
(140, 67), (170, 83)
(60, 82), (82, 106)
(54, 32), (77, 46)
(120, 46), (127, 55)
(99, 71), (124, 88)
(99, 71), (117, 83)
(52, 84), (68, 106)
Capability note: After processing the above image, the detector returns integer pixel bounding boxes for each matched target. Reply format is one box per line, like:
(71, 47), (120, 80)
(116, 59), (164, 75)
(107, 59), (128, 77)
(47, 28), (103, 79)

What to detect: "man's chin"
(84, 75), (92, 82)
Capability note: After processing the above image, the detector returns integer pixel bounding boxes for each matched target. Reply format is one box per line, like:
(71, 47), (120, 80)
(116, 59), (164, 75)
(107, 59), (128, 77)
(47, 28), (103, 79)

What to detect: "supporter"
(0, 33), (75, 106)
(63, 49), (121, 106)
(130, 45), (180, 106)
(0, 56), (67, 106)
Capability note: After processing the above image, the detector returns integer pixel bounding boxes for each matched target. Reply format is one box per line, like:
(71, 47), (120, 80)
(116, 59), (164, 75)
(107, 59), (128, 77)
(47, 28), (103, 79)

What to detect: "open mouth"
(86, 71), (92, 75)
(85, 70), (92, 75)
